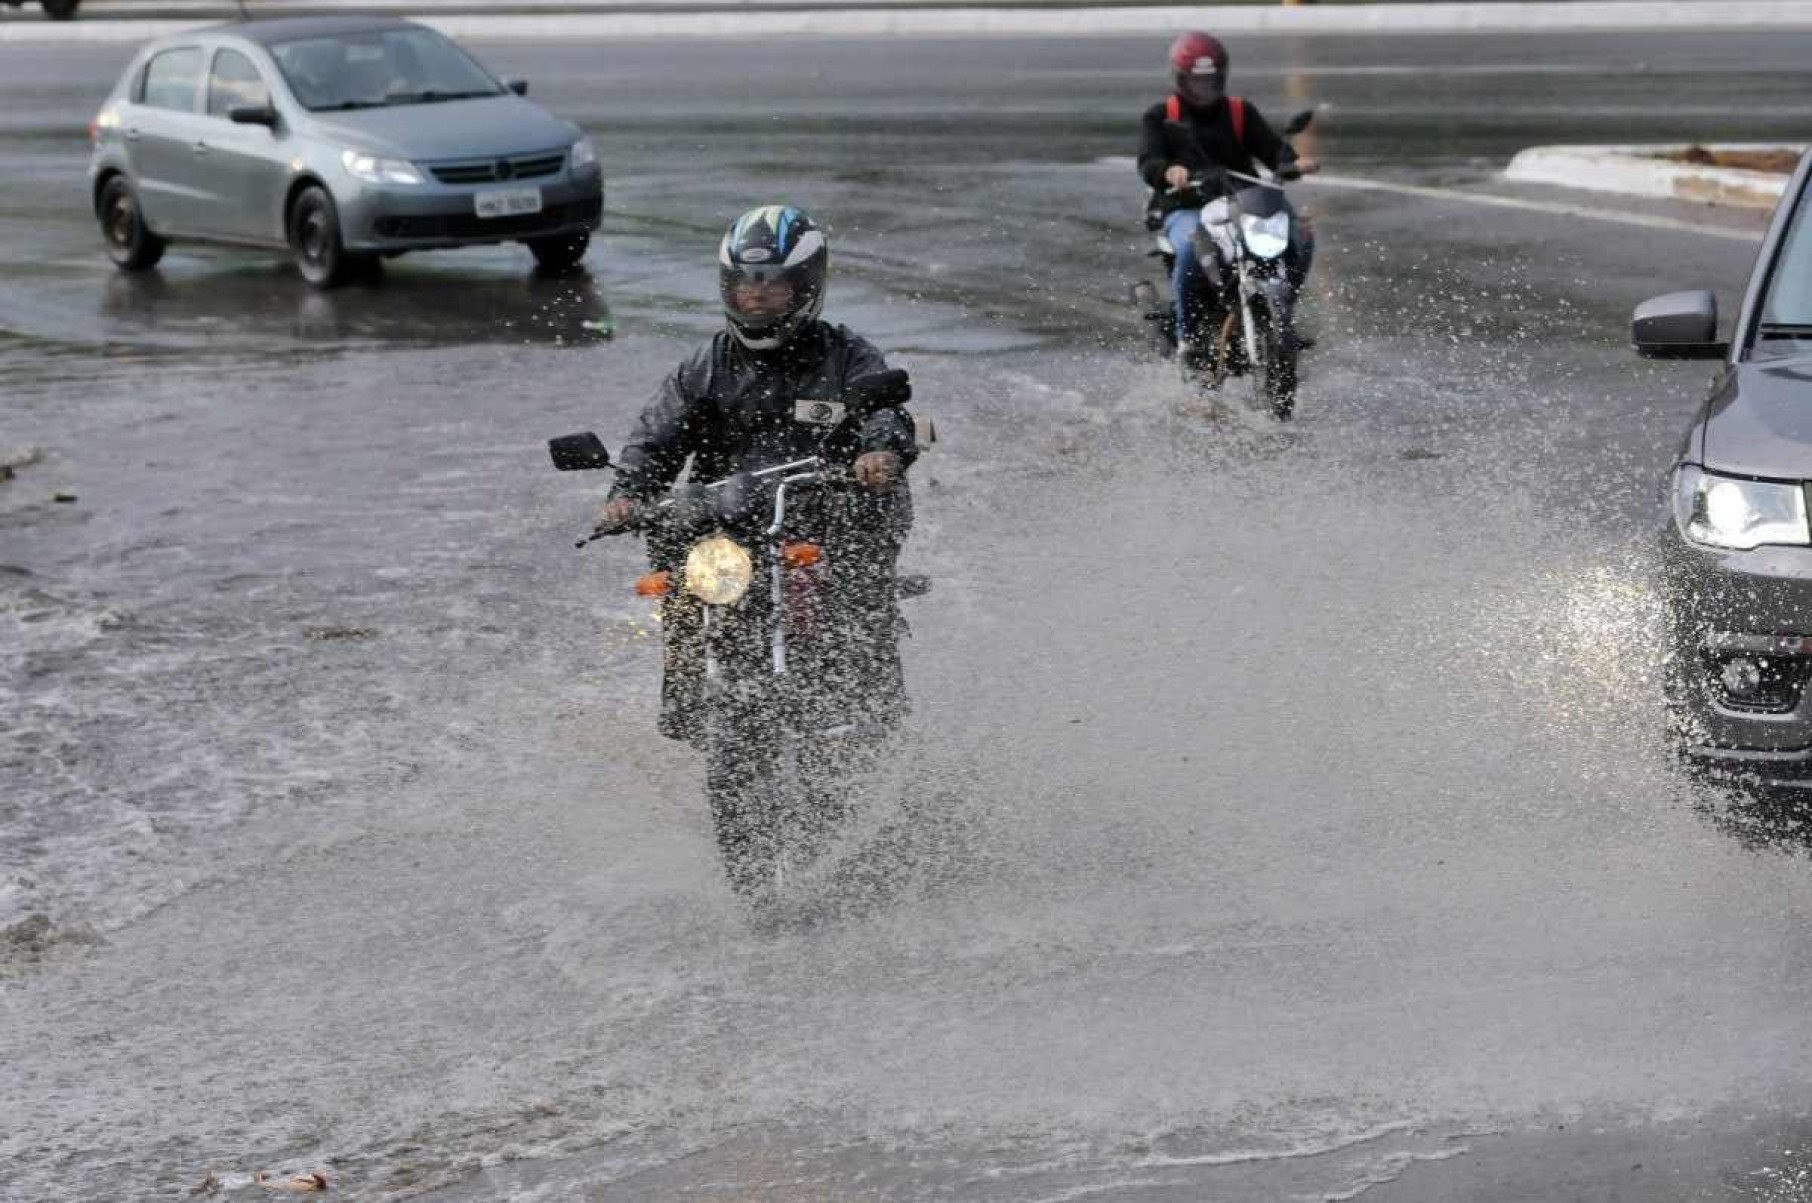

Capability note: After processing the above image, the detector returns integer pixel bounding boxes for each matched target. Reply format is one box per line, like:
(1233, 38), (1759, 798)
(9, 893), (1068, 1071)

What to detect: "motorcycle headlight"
(570, 137), (598, 171)
(340, 149), (424, 186)
(1673, 465), (1811, 550)
(1239, 211), (1291, 260)
(684, 535), (753, 606)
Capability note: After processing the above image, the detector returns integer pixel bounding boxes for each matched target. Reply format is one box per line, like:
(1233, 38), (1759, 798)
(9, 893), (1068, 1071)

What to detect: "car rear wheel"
(289, 185), (372, 289)
(99, 176), (166, 272)
(527, 231), (589, 275)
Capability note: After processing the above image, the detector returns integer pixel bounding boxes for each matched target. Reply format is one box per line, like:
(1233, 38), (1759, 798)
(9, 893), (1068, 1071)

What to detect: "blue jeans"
(1164, 205), (1315, 346)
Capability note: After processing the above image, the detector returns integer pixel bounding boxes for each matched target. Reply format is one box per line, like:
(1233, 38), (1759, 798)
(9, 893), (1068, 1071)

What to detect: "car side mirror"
(1633, 289), (1730, 360)
(228, 103), (277, 128)
(1283, 108), (1315, 136)
(548, 432), (611, 470)
(505, 78), (529, 97)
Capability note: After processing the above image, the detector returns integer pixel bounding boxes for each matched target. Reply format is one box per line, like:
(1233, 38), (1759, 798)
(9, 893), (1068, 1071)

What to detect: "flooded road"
(5, 29), (1812, 1201)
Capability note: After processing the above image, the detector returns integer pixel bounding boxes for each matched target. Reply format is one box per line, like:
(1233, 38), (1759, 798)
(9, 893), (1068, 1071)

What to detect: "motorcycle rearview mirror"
(549, 432), (612, 471)
(1284, 109), (1315, 136)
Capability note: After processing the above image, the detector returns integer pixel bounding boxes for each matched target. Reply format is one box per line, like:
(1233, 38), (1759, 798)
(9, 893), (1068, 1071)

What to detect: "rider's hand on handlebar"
(594, 496), (641, 533)
(1163, 165), (1192, 191)
(1295, 156), (1321, 175)
(853, 451), (902, 491)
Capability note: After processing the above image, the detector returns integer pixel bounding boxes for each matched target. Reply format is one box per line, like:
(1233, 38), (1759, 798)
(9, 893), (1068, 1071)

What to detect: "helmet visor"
(724, 268), (795, 320)
(1175, 67), (1226, 108)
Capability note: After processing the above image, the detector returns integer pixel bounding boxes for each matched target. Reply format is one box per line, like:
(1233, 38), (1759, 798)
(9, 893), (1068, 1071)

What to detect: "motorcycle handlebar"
(1170, 167), (1296, 198)
(578, 457), (847, 548)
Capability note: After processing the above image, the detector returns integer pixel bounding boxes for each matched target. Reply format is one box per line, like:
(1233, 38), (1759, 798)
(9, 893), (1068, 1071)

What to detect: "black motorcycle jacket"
(608, 321), (918, 504)
(1137, 94), (1294, 218)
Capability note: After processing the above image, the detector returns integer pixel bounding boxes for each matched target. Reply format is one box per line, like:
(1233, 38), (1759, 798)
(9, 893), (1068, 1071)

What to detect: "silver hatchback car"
(87, 16), (604, 286)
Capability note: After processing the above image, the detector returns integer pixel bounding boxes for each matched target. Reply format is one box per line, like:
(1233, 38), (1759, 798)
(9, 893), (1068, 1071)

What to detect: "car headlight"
(340, 149), (424, 186)
(1673, 465), (1811, 550)
(570, 137), (598, 171)
(1239, 211), (1291, 260)
(684, 535), (753, 606)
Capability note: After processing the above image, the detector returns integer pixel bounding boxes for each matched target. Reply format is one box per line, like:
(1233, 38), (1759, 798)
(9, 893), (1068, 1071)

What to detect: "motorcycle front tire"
(703, 702), (786, 898)
(1252, 302), (1298, 420)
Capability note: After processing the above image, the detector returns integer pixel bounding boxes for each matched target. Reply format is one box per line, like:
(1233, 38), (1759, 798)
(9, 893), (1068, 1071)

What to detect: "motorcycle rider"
(1138, 31), (1319, 366)
(594, 205), (917, 743)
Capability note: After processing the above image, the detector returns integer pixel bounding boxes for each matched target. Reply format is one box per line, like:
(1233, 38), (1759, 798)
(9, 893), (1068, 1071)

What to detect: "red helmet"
(1168, 31), (1229, 107)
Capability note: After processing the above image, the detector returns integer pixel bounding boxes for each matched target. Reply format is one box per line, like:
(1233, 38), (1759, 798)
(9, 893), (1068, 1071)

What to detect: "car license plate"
(474, 187), (542, 219)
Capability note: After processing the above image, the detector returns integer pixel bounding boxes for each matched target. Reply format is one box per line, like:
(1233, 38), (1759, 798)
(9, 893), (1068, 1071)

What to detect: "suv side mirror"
(505, 78), (529, 97)
(228, 103), (277, 128)
(1633, 289), (1729, 360)
(548, 432), (611, 470)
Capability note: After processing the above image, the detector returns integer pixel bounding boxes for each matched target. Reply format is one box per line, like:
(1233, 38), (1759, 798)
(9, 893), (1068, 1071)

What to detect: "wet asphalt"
(4, 27), (1812, 1203)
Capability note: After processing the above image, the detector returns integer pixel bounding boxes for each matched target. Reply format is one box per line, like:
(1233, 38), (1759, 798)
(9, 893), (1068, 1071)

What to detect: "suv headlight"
(340, 149), (424, 186)
(1673, 465), (1811, 550)
(570, 137), (598, 171)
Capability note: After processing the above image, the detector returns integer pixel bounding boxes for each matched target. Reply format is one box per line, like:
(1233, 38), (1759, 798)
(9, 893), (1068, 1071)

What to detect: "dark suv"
(2, 0), (79, 18)
(1637, 150), (1812, 782)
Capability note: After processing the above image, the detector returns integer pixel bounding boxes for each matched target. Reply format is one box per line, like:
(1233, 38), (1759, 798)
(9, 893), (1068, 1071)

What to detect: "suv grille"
(429, 151), (567, 185)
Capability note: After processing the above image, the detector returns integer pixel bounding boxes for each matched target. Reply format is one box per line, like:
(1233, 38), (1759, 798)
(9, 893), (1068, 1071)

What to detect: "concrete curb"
(8, 1), (1812, 43)
(1504, 144), (1804, 211)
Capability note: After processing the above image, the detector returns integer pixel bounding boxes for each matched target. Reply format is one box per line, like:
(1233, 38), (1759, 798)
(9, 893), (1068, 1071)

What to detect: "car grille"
(373, 197), (602, 241)
(428, 151), (567, 185)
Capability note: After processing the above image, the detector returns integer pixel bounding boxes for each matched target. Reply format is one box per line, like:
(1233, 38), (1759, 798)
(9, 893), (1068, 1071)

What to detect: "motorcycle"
(1131, 108), (1316, 421)
(549, 370), (923, 899)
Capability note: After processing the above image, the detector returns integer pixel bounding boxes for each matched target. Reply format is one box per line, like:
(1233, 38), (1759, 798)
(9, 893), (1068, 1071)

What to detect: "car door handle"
(124, 127), (141, 141)
(193, 140), (210, 154)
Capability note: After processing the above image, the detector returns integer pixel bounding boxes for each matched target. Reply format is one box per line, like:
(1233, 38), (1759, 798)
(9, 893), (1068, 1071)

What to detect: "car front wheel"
(527, 231), (590, 275)
(289, 185), (372, 289)
(99, 176), (166, 271)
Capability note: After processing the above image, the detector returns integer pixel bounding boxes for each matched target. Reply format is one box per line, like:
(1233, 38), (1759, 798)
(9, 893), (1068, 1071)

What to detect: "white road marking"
(1306, 173), (1764, 243)
(1027, 63), (1772, 82)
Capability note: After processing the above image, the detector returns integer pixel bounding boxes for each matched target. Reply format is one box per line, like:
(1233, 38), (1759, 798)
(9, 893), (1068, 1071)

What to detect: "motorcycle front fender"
(1252, 276), (1293, 322)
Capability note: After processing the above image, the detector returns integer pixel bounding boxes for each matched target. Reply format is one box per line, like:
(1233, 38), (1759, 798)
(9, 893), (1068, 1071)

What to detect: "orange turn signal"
(633, 570), (672, 597)
(781, 542), (824, 569)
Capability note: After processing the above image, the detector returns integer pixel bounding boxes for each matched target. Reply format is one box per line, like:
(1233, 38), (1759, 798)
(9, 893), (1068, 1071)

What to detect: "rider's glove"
(853, 451), (902, 490)
(594, 496), (641, 533)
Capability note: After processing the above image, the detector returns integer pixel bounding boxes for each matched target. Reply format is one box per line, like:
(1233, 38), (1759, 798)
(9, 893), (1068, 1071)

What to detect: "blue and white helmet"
(718, 205), (829, 350)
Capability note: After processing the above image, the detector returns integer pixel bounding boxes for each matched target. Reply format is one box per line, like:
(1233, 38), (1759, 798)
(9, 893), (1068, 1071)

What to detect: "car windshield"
(1756, 171), (1812, 355)
(270, 28), (502, 112)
